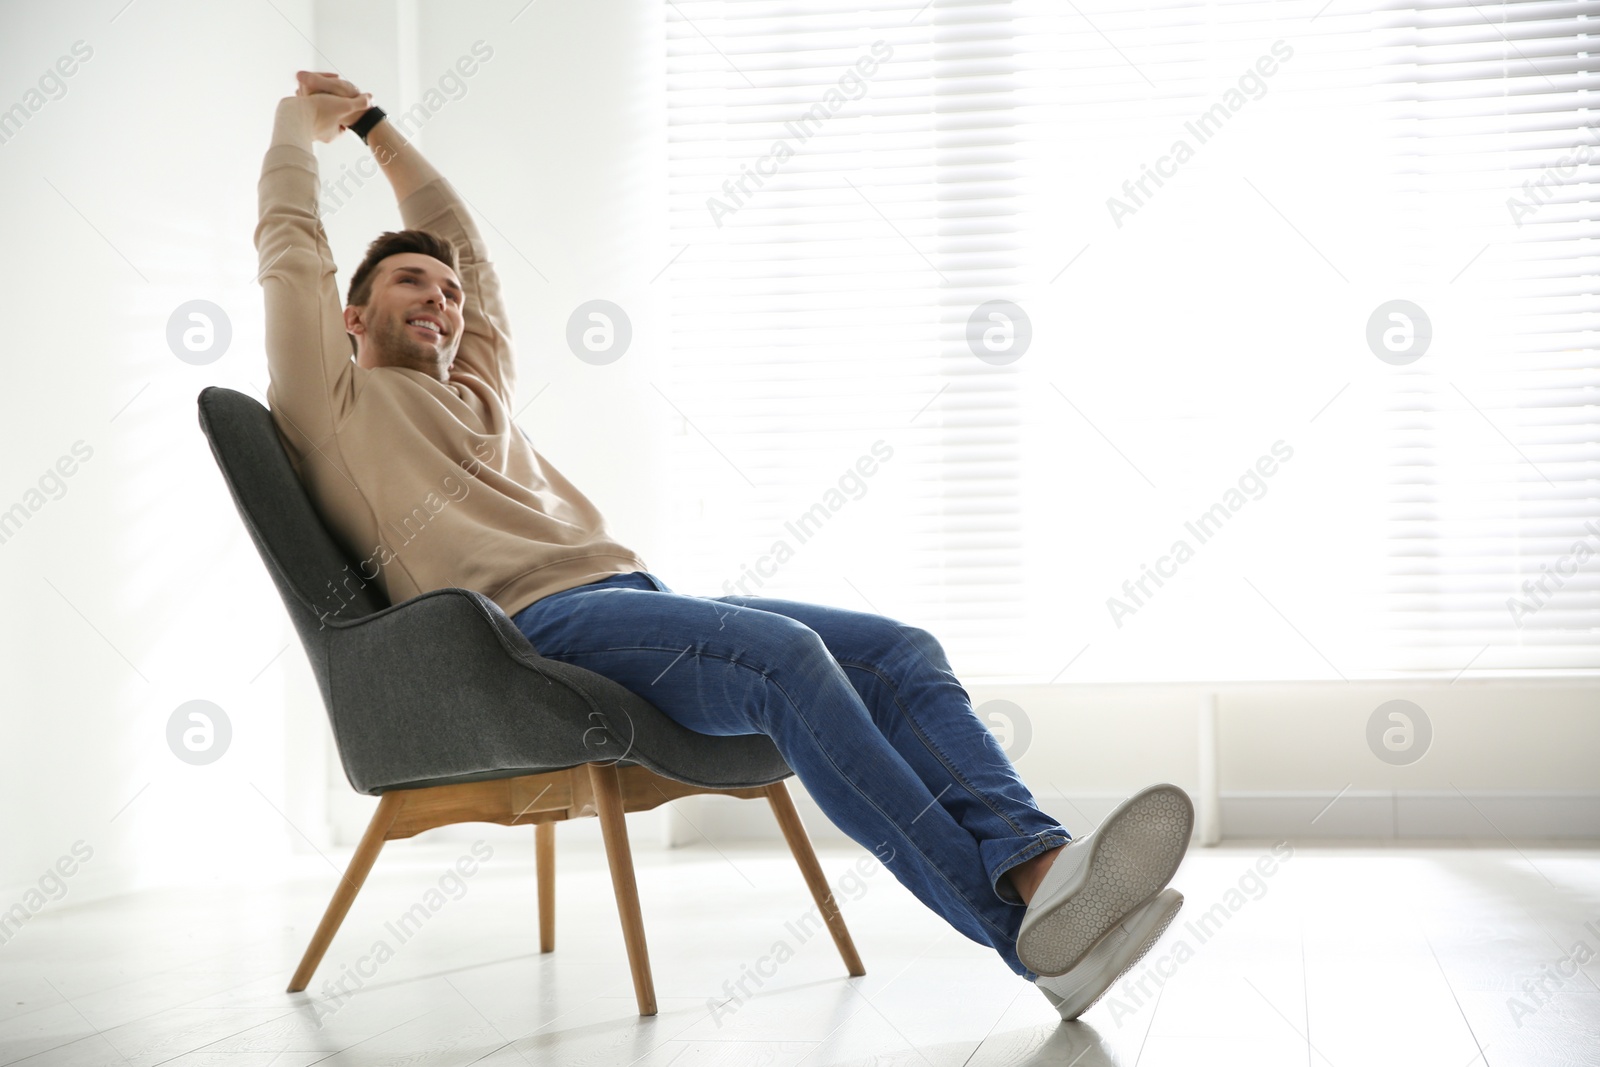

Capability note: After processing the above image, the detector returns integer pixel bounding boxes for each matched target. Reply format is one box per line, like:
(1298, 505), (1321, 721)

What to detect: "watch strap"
(349, 105), (386, 143)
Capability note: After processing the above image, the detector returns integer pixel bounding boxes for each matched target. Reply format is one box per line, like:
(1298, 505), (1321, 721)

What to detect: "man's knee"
(866, 618), (949, 673)
(723, 605), (833, 673)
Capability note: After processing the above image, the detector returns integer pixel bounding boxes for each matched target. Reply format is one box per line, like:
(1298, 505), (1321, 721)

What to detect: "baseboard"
(1215, 789), (1600, 841)
(330, 784), (1600, 848)
(659, 786), (1600, 845)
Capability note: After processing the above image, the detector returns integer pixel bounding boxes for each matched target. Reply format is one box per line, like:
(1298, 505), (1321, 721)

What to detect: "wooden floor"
(2, 836), (1597, 1066)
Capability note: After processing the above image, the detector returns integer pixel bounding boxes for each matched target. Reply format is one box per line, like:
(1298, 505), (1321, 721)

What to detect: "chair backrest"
(195, 386), (389, 700)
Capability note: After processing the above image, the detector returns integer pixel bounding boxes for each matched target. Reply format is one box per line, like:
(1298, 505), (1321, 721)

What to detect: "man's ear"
(343, 305), (368, 364)
(342, 303), (366, 339)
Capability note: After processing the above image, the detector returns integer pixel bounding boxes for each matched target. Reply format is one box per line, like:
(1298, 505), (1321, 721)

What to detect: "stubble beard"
(371, 308), (446, 372)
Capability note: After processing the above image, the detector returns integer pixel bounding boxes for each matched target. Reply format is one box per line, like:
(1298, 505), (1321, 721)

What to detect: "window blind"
(662, 0), (1600, 683)
(662, 0), (1032, 682)
(1367, 0), (1600, 675)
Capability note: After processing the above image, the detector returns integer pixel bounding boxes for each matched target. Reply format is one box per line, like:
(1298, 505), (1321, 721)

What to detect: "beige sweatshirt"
(254, 141), (648, 624)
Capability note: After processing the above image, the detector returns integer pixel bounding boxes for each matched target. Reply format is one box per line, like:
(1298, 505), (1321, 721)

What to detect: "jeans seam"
(541, 642), (1021, 945)
(838, 658), (1030, 839)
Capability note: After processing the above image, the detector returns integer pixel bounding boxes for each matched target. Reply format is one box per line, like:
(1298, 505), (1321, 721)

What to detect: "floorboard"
(1, 838), (1595, 1066)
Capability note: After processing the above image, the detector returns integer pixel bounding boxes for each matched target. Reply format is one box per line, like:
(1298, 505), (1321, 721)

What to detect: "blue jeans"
(510, 569), (1071, 980)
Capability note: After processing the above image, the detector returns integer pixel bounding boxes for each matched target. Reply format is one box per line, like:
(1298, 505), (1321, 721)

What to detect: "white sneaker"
(1034, 887), (1184, 1021)
(1015, 782), (1193, 977)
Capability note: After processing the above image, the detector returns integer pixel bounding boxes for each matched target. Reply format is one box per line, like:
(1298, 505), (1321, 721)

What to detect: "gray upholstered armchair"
(196, 386), (864, 1015)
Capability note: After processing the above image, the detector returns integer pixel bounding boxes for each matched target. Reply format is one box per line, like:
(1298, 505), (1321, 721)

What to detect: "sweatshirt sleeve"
(397, 176), (516, 403)
(254, 142), (359, 446)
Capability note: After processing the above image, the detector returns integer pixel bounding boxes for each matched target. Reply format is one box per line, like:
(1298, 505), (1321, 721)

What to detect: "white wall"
(0, 0), (675, 910)
(0, 0), (1593, 923)
(0, 0), (334, 914)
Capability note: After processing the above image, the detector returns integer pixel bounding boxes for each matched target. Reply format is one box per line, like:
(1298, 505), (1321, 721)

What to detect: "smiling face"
(346, 253), (466, 381)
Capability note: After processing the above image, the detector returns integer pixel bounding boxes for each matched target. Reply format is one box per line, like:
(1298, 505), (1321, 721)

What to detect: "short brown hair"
(344, 229), (461, 355)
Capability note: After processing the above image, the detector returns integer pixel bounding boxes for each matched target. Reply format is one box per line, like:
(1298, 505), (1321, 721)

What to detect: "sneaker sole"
(1015, 783), (1193, 977)
(1040, 889), (1185, 1021)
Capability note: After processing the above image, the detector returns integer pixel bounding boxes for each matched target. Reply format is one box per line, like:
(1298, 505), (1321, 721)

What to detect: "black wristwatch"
(349, 105), (386, 143)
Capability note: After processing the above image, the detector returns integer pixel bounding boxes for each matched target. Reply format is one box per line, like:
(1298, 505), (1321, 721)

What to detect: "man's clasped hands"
(289, 70), (375, 144)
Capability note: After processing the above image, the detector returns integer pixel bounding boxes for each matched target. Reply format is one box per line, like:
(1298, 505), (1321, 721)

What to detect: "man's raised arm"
(255, 92), (372, 451)
(366, 115), (518, 402)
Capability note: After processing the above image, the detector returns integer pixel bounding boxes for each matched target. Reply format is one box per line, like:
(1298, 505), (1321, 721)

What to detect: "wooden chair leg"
(536, 820), (556, 953)
(587, 762), (657, 1016)
(765, 780), (866, 977)
(287, 792), (403, 993)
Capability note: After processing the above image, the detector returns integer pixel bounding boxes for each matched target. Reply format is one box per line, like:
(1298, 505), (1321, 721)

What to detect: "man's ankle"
(1012, 844), (1064, 905)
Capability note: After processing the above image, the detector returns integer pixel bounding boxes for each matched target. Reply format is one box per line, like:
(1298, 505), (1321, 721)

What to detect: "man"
(257, 70), (1194, 1022)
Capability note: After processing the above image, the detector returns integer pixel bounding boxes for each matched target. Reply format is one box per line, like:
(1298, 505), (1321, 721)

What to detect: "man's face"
(347, 253), (465, 379)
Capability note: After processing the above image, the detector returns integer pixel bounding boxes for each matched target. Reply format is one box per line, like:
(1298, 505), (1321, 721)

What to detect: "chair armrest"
(322, 587), (632, 794)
